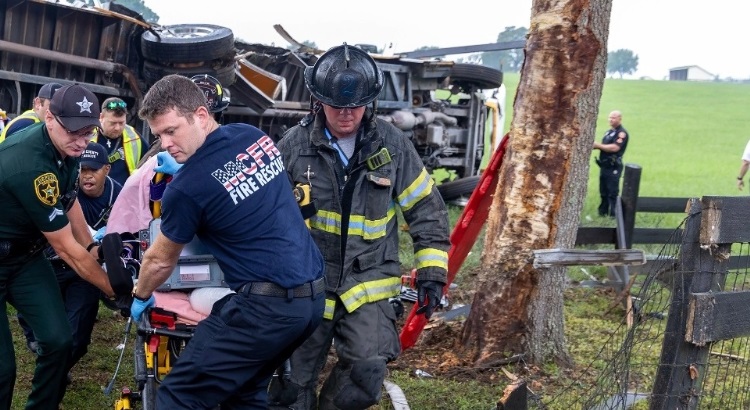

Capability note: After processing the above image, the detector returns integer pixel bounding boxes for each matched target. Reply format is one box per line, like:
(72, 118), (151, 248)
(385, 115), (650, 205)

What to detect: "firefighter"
(270, 43), (451, 410)
(91, 97), (147, 186)
(0, 82), (63, 142)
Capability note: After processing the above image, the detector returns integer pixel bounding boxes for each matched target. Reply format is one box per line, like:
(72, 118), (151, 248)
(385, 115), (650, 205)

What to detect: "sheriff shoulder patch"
(35, 173), (60, 206)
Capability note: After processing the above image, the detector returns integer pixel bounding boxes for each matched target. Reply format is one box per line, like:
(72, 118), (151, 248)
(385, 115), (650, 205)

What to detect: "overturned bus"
(0, 0), (506, 195)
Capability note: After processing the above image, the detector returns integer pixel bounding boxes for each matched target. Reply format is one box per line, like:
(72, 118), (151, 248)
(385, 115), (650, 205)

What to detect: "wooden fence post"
(620, 164), (641, 249)
(650, 198), (730, 409)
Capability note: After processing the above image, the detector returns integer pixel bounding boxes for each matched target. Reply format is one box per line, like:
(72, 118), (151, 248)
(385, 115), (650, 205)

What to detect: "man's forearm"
(593, 142), (621, 153)
(67, 200), (95, 246)
(58, 245), (115, 297)
(739, 161), (750, 179)
(134, 253), (177, 298)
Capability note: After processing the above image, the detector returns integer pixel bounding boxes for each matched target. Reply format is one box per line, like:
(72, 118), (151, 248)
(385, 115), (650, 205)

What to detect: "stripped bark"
(460, 0), (613, 366)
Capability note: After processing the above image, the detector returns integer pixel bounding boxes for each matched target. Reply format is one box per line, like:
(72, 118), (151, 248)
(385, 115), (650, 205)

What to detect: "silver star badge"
(77, 97), (93, 113)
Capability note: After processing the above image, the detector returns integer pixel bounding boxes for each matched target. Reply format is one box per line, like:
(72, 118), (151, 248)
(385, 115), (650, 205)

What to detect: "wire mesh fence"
(526, 206), (750, 410)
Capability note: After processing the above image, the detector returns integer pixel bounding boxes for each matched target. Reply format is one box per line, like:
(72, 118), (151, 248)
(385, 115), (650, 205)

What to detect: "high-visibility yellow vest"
(0, 110), (40, 142)
(92, 125), (143, 175)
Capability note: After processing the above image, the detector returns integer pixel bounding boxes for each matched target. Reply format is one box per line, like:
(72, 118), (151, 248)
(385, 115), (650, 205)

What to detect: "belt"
(237, 277), (325, 299)
(0, 238), (48, 260)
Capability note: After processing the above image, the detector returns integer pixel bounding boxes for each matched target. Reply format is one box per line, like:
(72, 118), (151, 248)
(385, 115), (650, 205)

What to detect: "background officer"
(0, 84), (124, 409)
(0, 82), (63, 142)
(593, 110), (629, 217)
(92, 97), (147, 186)
(272, 44), (451, 410)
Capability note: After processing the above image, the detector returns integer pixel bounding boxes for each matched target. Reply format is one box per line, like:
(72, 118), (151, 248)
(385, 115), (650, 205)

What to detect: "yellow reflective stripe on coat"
(396, 168), (434, 211)
(414, 248), (449, 270)
(310, 209), (342, 234)
(339, 277), (401, 313)
(310, 206), (397, 240)
(323, 298), (336, 320)
(347, 205), (395, 240)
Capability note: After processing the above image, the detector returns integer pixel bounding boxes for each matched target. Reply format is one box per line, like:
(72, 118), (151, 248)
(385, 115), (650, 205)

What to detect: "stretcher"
(113, 303), (197, 410)
(112, 217), (229, 410)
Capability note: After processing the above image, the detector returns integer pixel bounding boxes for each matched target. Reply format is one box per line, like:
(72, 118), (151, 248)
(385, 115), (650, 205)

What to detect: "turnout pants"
(280, 296), (401, 410)
(0, 254), (72, 410)
(157, 288), (324, 409)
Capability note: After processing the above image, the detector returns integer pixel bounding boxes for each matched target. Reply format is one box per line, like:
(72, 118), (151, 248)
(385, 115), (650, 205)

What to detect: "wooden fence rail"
(575, 164), (750, 285)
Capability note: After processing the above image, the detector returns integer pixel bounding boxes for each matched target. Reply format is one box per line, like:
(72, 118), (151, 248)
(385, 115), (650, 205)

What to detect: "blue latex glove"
(93, 226), (106, 242)
(130, 294), (155, 323)
(154, 151), (183, 175)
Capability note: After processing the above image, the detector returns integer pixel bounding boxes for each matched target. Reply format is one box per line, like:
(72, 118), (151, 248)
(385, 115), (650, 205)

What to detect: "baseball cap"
(49, 84), (102, 132)
(80, 142), (109, 170)
(38, 82), (63, 99)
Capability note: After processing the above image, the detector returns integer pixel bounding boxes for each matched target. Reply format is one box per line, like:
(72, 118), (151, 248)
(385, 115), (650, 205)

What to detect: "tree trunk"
(460, 0), (613, 366)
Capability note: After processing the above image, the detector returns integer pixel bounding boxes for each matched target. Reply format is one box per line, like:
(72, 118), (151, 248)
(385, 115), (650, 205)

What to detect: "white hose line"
(383, 379), (411, 410)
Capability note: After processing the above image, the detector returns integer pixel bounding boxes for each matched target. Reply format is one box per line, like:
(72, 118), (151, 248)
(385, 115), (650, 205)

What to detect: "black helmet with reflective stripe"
(191, 74), (230, 113)
(304, 43), (384, 108)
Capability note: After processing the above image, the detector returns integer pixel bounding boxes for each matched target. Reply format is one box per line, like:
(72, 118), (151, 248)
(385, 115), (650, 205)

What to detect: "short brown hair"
(138, 74), (209, 122)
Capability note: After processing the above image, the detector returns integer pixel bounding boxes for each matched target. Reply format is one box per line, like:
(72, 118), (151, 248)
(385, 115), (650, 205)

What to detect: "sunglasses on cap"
(105, 101), (127, 110)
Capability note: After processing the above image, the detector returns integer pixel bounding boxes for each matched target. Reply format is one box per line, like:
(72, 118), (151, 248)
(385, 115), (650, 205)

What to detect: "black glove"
(101, 293), (133, 318)
(416, 280), (444, 319)
(389, 297), (405, 319)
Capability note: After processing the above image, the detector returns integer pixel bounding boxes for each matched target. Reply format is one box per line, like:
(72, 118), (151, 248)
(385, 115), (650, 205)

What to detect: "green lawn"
(503, 73), (750, 206)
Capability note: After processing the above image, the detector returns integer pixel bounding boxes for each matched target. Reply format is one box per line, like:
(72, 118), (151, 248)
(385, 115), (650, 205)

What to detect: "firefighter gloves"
(416, 280), (444, 319)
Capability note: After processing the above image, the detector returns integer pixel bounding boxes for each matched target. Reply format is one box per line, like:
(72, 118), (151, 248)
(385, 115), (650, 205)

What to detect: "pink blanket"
(107, 155), (157, 235)
(152, 291), (207, 325)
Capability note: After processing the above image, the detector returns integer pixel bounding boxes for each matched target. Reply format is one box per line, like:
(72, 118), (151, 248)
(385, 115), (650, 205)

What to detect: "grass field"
(503, 73), (750, 209)
(6, 75), (750, 409)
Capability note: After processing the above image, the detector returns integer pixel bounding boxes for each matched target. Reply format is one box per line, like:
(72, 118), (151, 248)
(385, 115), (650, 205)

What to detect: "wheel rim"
(162, 25), (218, 39)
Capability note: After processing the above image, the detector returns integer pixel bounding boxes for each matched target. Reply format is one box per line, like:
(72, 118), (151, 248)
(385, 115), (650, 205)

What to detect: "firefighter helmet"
(304, 43), (384, 108)
(191, 74), (230, 113)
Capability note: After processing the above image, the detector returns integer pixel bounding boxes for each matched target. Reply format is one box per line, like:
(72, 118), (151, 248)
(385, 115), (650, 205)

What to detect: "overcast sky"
(146, 0), (748, 80)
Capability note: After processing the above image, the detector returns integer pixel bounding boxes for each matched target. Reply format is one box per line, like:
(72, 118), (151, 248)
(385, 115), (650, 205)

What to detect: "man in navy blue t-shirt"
(131, 74), (325, 409)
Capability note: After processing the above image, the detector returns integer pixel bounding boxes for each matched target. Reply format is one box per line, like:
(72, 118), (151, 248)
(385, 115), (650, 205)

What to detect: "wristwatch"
(738, 176), (744, 180)
(131, 285), (150, 302)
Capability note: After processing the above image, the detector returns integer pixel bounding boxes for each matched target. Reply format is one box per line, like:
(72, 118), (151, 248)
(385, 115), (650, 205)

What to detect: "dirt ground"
(317, 284), (598, 396)
(319, 286), (505, 387)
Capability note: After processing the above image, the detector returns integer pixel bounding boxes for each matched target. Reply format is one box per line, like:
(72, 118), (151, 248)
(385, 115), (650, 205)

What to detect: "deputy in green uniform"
(0, 84), (119, 409)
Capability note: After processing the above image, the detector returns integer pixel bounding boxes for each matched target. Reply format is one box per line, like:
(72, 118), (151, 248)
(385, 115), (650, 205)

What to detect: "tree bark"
(460, 0), (613, 366)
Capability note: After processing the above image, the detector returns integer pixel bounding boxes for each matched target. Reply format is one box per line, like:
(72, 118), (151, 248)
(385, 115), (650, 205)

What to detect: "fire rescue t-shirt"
(0, 122), (79, 239)
(159, 123), (324, 290)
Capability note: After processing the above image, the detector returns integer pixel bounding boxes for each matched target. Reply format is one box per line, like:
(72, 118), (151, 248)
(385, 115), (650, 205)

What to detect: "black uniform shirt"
(598, 125), (629, 165)
(0, 122), (80, 240)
